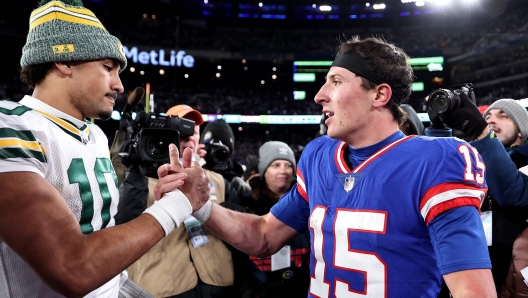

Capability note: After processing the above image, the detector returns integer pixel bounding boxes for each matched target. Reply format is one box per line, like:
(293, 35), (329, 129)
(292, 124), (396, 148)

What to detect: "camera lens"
(212, 147), (230, 163)
(146, 136), (170, 157)
(429, 91), (449, 113)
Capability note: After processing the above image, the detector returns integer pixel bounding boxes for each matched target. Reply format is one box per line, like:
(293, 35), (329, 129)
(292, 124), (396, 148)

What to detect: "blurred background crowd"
(1, 0), (527, 165)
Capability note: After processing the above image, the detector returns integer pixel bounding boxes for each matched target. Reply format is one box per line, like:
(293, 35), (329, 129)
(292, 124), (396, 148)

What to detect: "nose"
(486, 114), (496, 125)
(314, 83), (329, 105)
(112, 73), (124, 94)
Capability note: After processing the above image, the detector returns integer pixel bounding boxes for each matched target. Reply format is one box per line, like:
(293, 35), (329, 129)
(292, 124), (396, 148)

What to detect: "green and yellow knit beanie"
(20, 0), (127, 72)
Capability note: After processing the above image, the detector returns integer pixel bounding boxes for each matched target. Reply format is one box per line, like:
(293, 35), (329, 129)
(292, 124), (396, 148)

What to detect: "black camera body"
(203, 139), (231, 172)
(120, 112), (195, 166)
(427, 83), (476, 113)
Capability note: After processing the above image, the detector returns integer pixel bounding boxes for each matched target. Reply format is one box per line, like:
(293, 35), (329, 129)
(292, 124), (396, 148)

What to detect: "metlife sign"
(123, 46), (195, 68)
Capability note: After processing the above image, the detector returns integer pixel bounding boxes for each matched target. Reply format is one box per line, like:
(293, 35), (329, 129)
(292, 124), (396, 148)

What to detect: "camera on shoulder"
(427, 83), (476, 113)
(119, 111), (195, 167)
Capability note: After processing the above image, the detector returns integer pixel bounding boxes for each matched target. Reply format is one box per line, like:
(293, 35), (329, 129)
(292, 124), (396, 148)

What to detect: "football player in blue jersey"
(0, 1), (209, 297)
(161, 36), (497, 297)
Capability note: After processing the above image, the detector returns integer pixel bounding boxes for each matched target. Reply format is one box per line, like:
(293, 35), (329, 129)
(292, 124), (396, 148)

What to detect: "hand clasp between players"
(155, 143), (210, 212)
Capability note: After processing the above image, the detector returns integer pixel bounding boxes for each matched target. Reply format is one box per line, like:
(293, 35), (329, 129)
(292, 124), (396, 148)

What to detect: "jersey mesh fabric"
(0, 100), (120, 297)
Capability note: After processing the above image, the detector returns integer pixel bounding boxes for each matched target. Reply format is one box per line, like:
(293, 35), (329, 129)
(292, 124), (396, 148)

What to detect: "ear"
(372, 83), (393, 108)
(54, 61), (72, 76)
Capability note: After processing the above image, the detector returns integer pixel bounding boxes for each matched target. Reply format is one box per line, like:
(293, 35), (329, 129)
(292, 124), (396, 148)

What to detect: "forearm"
(33, 214), (164, 297)
(204, 203), (288, 256)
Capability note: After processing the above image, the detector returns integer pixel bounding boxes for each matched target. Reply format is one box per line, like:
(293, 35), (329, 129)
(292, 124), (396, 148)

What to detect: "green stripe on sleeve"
(0, 128), (37, 141)
(0, 147), (46, 163)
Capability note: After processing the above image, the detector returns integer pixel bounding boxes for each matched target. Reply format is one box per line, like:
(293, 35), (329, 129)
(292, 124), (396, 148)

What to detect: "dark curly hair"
(335, 36), (415, 125)
(19, 62), (53, 89)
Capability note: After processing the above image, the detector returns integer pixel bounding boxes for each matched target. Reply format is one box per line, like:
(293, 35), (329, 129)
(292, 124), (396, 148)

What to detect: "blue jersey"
(271, 132), (491, 298)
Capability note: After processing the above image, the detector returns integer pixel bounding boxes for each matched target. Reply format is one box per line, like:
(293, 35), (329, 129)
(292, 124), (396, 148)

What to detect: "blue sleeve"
(270, 185), (310, 233)
(471, 133), (528, 209)
(428, 206), (491, 275)
(425, 127), (452, 137)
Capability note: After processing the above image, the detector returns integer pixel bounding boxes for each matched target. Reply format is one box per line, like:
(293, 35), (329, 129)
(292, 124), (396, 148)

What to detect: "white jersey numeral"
(310, 207), (388, 298)
(458, 144), (485, 184)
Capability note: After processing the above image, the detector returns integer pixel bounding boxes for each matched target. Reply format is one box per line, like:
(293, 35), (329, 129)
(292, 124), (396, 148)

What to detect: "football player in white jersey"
(0, 1), (210, 297)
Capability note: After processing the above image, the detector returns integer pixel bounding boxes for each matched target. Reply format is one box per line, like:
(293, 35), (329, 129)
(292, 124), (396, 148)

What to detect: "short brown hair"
(19, 62), (53, 89)
(336, 36), (414, 125)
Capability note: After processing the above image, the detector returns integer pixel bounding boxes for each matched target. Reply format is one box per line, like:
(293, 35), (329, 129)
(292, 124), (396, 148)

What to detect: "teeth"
(325, 112), (334, 117)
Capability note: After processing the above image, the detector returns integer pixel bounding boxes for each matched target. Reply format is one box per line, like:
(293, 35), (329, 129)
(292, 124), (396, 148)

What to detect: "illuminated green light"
(294, 61), (333, 66)
(294, 73), (316, 82)
(294, 91), (306, 100)
(412, 82), (424, 92)
(407, 56), (444, 66)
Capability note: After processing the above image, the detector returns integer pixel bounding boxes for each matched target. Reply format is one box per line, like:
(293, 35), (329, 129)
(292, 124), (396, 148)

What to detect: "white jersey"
(0, 97), (120, 297)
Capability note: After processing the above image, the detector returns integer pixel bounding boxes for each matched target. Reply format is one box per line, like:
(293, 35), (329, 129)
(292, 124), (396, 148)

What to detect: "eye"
(104, 65), (112, 72)
(333, 80), (340, 86)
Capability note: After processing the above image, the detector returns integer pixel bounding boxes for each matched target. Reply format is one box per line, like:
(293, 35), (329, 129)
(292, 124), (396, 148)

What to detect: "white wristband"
(191, 200), (213, 223)
(144, 190), (192, 236)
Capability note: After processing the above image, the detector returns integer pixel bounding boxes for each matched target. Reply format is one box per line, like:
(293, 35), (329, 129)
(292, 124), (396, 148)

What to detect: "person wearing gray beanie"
(0, 0), (211, 296)
(258, 141), (297, 178)
(484, 98), (528, 146)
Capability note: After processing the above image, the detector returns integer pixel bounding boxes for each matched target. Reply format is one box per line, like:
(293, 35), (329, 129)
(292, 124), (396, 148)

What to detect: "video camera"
(119, 111), (195, 167)
(427, 83), (476, 114)
(202, 138), (231, 172)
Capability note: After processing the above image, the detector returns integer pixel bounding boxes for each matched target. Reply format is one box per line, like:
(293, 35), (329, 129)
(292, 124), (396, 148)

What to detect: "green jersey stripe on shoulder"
(0, 147), (46, 163)
(0, 128), (37, 142)
(0, 105), (32, 116)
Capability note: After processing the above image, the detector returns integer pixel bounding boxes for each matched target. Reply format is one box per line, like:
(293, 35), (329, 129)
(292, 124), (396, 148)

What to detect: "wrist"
(192, 200), (213, 223)
(143, 190), (192, 236)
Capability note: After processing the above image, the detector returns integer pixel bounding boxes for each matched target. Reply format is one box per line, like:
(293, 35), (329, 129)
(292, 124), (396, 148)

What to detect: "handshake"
(426, 90), (489, 140)
(143, 144), (213, 236)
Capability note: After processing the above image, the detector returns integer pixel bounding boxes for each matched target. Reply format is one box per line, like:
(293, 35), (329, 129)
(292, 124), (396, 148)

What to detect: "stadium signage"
(123, 46), (195, 68)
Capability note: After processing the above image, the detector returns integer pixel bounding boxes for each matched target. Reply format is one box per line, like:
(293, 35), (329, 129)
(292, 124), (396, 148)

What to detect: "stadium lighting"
(130, 67), (135, 73)
(184, 74), (189, 78)
(259, 2), (263, 7)
(415, 1), (425, 6)
(242, 59), (246, 63)
(204, 0), (208, 3)
(217, 65), (222, 70)
(373, 3), (386, 9)
(366, 3), (370, 7)
(159, 69), (165, 75)
(261, 80), (265, 84)
(140, 71), (145, 75)
(312, 4), (317, 8)
(272, 67), (277, 71)
(320, 5), (332, 11)
(216, 73), (221, 78)
(244, 66), (248, 71)
(272, 74), (277, 79)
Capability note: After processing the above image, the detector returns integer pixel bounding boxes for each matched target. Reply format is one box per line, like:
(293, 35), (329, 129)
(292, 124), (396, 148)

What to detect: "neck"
(345, 112), (400, 149)
(32, 79), (83, 121)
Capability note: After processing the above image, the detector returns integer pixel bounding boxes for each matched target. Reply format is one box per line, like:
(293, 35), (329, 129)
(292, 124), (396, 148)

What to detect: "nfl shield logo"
(344, 175), (355, 192)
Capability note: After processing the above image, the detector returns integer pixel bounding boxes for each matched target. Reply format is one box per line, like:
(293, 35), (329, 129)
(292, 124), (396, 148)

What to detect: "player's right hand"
(155, 144), (210, 212)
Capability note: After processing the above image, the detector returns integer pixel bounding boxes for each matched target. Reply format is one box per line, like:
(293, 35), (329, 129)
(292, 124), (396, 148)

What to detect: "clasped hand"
(154, 144), (210, 212)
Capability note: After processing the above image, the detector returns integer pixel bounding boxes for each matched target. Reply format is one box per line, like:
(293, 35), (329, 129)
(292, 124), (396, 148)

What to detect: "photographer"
(200, 119), (252, 196)
(114, 104), (248, 298)
(426, 91), (528, 296)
